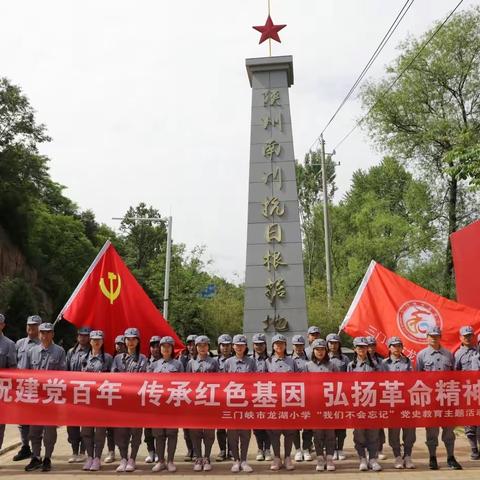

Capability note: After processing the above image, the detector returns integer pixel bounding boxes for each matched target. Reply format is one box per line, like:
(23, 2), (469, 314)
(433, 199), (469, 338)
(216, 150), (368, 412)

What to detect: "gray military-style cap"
(353, 337), (368, 347)
(27, 315), (42, 325)
(311, 338), (327, 349)
(78, 326), (92, 335)
(195, 335), (210, 345)
(387, 336), (403, 347)
(460, 326), (474, 336)
(90, 330), (104, 340)
(233, 334), (247, 345)
(307, 326), (320, 335)
(160, 336), (175, 345)
(427, 325), (441, 336)
(186, 334), (197, 343)
(252, 333), (267, 343)
(115, 335), (125, 344)
(292, 334), (306, 345)
(39, 323), (54, 332)
(149, 335), (161, 344)
(271, 333), (287, 344)
(366, 336), (377, 346)
(326, 333), (341, 343)
(124, 327), (140, 338)
(217, 334), (232, 345)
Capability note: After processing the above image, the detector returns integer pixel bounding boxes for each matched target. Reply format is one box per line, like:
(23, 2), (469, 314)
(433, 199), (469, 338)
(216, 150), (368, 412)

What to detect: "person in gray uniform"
(304, 326), (321, 359)
(179, 334), (197, 462)
(104, 334), (126, 465)
(267, 333), (299, 471)
(214, 333), (233, 462)
(187, 335), (218, 472)
(24, 322), (67, 472)
(326, 333), (349, 461)
(0, 314), (17, 452)
(291, 334), (312, 462)
(347, 336), (382, 472)
(111, 327), (147, 472)
(66, 326), (91, 463)
(150, 335), (183, 473)
(13, 314), (41, 462)
(305, 339), (337, 471)
(251, 333), (272, 462)
(224, 334), (256, 473)
(144, 335), (161, 465)
(416, 325), (462, 470)
(454, 325), (480, 459)
(80, 330), (113, 471)
(382, 337), (416, 469)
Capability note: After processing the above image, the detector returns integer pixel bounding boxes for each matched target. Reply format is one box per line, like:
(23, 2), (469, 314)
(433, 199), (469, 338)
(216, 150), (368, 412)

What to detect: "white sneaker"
(378, 452), (387, 460)
(303, 449), (313, 461)
(90, 457), (101, 471)
(125, 458), (136, 472)
(404, 455), (415, 469)
(231, 461), (241, 473)
(316, 457), (325, 471)
(294, 449), (303, 461)
(270, 457), (282, 471)
(264, 449), (273, 461)
(256, 449), (264, 461)
(116, 458), (128, 472)
(369, 459), (382, 471)
(68, 454), (81, 463)
(83, 457), (93, 470)
(104, 451), (115, 463)
(167, 461), (177, 472)
(326, 455), (335, 471)
(193, 458), (203, 471)
(241, 461), (253, 473)
(202, 458), (212, 471)
(337, 450), (347, 461)
(284, 456), (295, 470)
(152, 461), (166, 472)
(333, 450), (339, 460)
(145, 452), (155, 463)
(394, 456), (404, 469)
(359, 457), (368, 471)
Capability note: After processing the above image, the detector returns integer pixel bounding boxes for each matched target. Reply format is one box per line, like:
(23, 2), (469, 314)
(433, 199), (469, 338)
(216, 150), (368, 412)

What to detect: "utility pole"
(112, 215), (173, 319)
(320, 134), (333, 305)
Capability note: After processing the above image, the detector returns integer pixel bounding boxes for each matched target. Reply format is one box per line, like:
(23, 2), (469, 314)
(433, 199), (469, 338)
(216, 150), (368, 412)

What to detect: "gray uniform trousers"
(152, 428), (178, 463)
(388, 428), (416, 457)
(293, 430), (313, 451)
(106, 427), (115, 452)
(190, 429), (215, 459)
(216, 429), (228, 453)
(115, 428), (143, 460)
(353, 429), (379, 459)
(18, 425), (30, 447)
(268, 430), (295, 458)
(227, 429), (251, 462)
(313, 429), (336, 457)
(29, 426), (57, 458)
(81, 427), (107, 459)
(67, 426), (83, 454)
(425, 427), (455, 457)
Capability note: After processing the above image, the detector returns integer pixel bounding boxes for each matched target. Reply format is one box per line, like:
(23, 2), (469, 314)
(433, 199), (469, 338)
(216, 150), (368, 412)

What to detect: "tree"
(360, 7), (480, 297)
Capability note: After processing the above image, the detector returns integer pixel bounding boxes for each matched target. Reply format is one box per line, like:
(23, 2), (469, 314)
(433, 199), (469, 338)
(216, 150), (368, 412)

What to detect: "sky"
(1, 0), (476, 283)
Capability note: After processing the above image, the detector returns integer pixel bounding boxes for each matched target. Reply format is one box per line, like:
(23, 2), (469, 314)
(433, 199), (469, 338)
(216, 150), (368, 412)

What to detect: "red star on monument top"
(253, 15), (286, 44)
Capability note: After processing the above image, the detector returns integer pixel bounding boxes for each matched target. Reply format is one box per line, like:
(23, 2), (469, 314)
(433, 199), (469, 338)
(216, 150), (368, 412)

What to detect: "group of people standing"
(0, 313), (475, 473)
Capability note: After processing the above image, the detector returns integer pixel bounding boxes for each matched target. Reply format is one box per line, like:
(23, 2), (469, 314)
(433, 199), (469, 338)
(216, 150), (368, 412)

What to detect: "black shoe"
(471, 449), (480, 460)
(25, 457), (43, 472)
(447, 456), (462, 470)
(429, 456), (439, 470)
(41, 457), (52, 472)
(13, 445), (32, 461)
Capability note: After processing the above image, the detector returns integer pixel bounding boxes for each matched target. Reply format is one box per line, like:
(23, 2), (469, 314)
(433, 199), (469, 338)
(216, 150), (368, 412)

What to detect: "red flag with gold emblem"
(340, 260), (480, 362)
(58, 240), (184, 355)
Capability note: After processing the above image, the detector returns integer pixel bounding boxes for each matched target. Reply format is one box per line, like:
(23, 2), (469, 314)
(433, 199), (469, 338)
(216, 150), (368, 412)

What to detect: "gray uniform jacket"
(454, 345), (478, 371)
(347, 359), (377, 372)
(151, 358), (184, 373)
(111, 353), (148, 372)
(27, 343), (67, 371)
(291, 353), (308, 372)
(224, 356), (257, 373)
(0, 334), (17, 368)
(328, 352), (350, 372)
(16, 337), (40, 369)
(305, 360), (337, 372)
(416, 346), (454, 372)
(382, 356), (412, 372)
(186, 356), (218, 373)
(215, 355), (232, 373)
(147, 356), (160, 372)
(81, 352), (113, 372)
(267, 355), (299, 373)
(251, 353), (269, 373)
(66, 345), (90, 371)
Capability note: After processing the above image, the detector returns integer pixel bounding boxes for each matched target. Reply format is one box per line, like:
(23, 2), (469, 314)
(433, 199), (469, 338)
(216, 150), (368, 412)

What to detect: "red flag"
(451, 220), (480, 309)
(58, 241), (184, 356)
(340, 261), (480, 362)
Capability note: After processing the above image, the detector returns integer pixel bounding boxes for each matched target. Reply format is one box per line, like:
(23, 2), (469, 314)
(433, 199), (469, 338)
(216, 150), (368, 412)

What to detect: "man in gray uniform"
(416, 325), (462, 470)
(454, 325), (479, 459)
(25, 322), (67, 472)
(13, 314), (42, 461)
(304, 326), (321, 359)
(0, 313), (18, 452)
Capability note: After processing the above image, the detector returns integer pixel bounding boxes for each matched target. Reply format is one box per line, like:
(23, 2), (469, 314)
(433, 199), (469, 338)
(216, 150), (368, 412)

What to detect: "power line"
(333, 0), (465, 151)
(308, 0), (415, 153)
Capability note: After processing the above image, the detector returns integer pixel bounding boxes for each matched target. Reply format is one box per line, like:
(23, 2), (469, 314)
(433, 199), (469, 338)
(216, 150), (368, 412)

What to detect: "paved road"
(1, 425), (480, 478)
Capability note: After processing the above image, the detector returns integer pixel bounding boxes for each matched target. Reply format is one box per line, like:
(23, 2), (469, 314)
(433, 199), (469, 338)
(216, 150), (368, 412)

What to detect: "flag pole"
(54, 240), (112, 325)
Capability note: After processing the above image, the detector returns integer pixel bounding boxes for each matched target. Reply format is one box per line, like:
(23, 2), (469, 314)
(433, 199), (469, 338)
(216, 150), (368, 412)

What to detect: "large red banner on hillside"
(2, 369), (480, 429)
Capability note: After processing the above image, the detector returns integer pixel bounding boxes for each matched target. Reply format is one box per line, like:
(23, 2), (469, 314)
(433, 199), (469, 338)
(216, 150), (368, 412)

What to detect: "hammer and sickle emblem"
(99, 272), (122, 304)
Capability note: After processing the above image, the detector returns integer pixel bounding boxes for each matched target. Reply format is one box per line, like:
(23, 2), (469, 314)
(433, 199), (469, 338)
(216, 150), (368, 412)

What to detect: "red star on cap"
(253, 15), (286, 44)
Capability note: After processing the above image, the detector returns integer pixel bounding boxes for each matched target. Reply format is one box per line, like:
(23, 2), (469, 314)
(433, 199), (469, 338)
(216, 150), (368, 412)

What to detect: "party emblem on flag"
(396, 300), (443, 344)
(99, 272), (122, 305)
